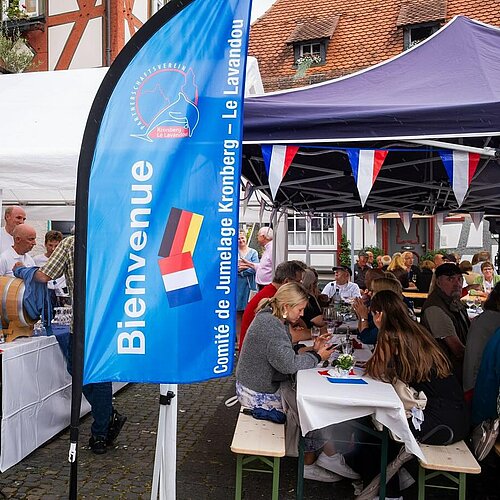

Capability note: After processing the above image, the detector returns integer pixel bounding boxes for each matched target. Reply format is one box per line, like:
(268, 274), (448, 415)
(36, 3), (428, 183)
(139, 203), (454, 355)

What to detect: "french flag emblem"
(261, 145), (299, 200)
(438, 151), (480, 207)
(347, 149), (388, 207)
(158, 208), (203, 307)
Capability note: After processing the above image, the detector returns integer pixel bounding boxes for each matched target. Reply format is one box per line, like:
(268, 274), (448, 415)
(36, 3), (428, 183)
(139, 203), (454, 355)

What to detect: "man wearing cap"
(353, 251), (370, 290)
(421, 263), (470, 383)
(322, 266), (361, 301)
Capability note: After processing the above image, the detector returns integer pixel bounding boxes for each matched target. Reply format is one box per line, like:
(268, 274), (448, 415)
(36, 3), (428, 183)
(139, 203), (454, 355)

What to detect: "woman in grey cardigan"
(236, 282), (352, 483)
(236, 281), (330, 410)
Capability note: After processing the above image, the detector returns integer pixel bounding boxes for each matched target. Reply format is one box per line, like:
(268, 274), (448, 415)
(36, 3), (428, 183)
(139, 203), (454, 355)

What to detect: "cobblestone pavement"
(0, 374), (498, 499)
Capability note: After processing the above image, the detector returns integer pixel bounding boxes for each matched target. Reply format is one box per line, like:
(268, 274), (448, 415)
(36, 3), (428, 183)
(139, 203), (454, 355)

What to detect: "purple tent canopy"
(244, 16), (500, 143)
(241, 16), (500, 215)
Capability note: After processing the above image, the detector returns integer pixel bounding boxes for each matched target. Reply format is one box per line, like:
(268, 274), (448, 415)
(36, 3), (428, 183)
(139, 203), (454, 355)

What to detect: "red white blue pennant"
(398, 211), (413, 233)
(347, 149), (388, 207)
(438, 151), (480, 207)
(261, 145), (299, 200)
(470, 211), (484, 230)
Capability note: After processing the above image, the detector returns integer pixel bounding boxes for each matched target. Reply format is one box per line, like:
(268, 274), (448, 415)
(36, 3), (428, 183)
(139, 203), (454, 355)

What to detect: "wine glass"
(332, 310), (343, 330)
(311, 326), (321, 340)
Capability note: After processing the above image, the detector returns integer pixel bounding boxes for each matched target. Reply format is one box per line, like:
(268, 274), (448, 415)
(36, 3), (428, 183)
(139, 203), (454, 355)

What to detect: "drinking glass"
(311, 326), (321, 340)
(322, 306), (334, 323)
(341, 336), (353, 355)
(332, 310), (343, 329)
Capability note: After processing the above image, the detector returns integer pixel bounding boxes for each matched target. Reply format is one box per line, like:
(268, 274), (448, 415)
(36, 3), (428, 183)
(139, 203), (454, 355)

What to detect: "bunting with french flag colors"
(364, 213), (377, 228)
(470, 211), (484, 230)
(347, 149), (388, 206)
(335, 212), (346, 228)
(399, 211), (413, 233)
(434, 212), (446, 230)
(261, 145), (299, 200)
(438, 151), (480, 207)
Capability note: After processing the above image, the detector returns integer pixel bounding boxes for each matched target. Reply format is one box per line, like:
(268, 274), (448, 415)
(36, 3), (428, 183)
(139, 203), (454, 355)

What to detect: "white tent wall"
(1, 58), (264, 244)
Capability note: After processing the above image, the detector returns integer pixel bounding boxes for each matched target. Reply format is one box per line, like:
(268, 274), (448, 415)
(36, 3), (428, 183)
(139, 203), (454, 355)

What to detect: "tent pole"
(305, 215), (311, 266)
(350, 216), (355, 276)
(405, 139), (498, 157)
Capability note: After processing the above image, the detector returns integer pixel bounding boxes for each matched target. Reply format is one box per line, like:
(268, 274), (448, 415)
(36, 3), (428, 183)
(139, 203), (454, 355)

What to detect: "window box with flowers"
(294, 54), (322, 79)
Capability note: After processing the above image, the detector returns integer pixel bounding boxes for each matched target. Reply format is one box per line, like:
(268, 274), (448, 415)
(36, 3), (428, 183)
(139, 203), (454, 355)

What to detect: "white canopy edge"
(0, 57), (263, 216)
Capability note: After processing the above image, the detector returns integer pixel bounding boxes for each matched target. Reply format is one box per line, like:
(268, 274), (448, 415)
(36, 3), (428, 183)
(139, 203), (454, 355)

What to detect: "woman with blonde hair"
(236, 282), (331, 411)
(387, 253), (410, 288)
(236, 282), (340, 482)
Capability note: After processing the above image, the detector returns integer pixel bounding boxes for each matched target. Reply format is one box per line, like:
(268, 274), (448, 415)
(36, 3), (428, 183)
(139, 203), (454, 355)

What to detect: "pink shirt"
(255, 241), (273, 286)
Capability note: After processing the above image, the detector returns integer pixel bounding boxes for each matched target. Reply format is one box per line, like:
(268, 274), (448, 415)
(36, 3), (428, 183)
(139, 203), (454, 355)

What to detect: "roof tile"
(285, 16), (340, 43)
(249, 0), (500, 92)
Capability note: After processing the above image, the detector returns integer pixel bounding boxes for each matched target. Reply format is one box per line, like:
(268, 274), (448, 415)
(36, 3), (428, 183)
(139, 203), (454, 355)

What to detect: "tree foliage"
(339, 233), (351, 267)
(0, 27), (35, 73)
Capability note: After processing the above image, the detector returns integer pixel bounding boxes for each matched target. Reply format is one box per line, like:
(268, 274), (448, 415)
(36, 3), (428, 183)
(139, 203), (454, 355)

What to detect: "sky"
(251, 0), (277, 23)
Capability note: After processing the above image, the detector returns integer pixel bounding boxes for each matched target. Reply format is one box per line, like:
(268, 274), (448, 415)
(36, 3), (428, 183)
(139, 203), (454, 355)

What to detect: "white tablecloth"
(296, 367), (424, 460)
(0, 336), (125, 471)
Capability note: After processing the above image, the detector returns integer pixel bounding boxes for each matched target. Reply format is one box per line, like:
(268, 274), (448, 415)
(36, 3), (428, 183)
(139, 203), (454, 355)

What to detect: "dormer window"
(286, 16), (339, 67)
(404, 22), (440, 49)
(295, 41), (324, 66)
(396, 0), (445, 50)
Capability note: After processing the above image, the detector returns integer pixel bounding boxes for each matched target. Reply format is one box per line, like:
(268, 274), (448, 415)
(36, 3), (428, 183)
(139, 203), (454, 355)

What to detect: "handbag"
(392, 379), (427, 432)
(471, 417), (499, 461)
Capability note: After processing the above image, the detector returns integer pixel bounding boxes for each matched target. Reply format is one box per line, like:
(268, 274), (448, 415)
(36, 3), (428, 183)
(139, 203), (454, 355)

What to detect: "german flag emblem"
(158, 208), (203, 307)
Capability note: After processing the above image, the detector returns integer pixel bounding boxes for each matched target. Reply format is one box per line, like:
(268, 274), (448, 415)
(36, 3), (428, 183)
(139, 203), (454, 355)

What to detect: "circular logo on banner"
(130, 63), (200, 142)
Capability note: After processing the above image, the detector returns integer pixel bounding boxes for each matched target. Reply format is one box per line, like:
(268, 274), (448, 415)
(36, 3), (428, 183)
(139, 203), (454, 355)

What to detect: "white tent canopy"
(0, 58), (263, 214)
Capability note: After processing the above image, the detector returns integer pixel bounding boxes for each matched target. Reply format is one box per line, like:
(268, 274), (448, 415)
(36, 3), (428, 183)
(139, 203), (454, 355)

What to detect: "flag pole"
(151, 384), (178, 500)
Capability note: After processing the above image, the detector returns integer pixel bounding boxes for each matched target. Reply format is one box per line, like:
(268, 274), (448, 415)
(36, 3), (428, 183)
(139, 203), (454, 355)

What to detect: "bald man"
(0, 223), (36, 276)
(0, 206), (27, 254)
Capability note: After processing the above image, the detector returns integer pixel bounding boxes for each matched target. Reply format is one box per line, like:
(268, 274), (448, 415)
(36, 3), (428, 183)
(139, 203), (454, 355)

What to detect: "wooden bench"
(417, 440), (481, 500)
(230, 408), (285, 500)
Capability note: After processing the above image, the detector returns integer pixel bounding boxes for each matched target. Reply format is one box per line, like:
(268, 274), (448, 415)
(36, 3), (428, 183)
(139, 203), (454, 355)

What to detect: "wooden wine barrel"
(0, 276), (36, 334)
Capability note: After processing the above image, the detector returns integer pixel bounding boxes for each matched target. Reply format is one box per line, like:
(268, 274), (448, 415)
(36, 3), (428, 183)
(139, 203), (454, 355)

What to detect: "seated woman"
(463, 282), (500, 396)
(301, 268), (326, 328)
(416, 259), (435, 293)
(387, 253), (410, 289)
(353, 275), (414, 345)
(366, 290), (468, 443)
(471, 261), (500, 297)
(236, 283), (342, 482)
(354, 290), (468, 499)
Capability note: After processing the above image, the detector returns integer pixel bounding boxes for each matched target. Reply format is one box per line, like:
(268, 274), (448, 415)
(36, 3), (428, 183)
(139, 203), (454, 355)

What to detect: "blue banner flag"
(76, 0), (252, 384)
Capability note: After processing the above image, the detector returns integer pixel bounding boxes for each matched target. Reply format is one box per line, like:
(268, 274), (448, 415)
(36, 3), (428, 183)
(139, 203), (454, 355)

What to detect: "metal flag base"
(151, 384), (178, 500)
